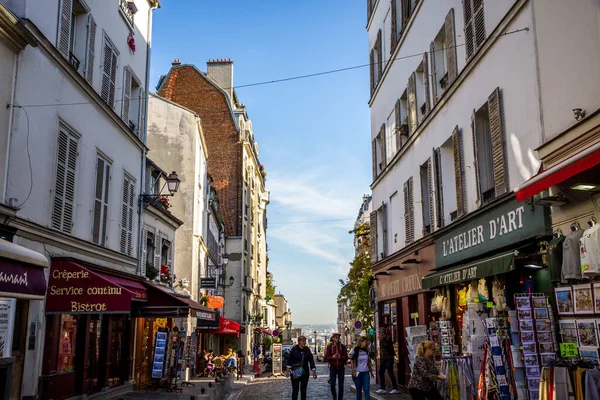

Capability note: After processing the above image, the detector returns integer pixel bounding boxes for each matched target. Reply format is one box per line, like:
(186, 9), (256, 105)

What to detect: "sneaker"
(389, 389), (400, 394)
(376, 389), (387, 393)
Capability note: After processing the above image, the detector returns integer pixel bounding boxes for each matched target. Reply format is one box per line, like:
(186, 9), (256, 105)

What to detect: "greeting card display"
(558, 320), (578, 346)
(152, 331), (168, 379)
(554, 287), (574, 315)
(594, 283), (600, 314)
(576, 319), (598, 347)
(573, 284), (594, 314)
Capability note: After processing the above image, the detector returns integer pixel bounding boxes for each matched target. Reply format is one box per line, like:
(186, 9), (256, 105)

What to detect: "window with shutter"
(138, 88), (145, 139)
(370, 210), (378, 263)
(52, 127), (78, 234)
(376, 30), (383, 84)
(120, 174), (135, 255)
(452, 126), (466, 218)
(463, 0), (474, 59)
(407, 72), (418, 135)
(370, 49), (375, 95)
(445, 9), (457, 83)
(394, 99), (403, 150)
(140, 226), (148, 276)
(85, 14), (96, 85)
(433, 148), (444, 229)
(122, 68), (132, 124)
(380, 204), (388, 258)
(404, 177), (414, 244)
(390, 0), (397, 50)
(378, 124), (387, 171)
(154, 229), (161, 269)
(488, 87), (508, 197)
(57, 0), (73, 59)
(122, 67), (143, 133)
(463, 0), (485, 60)
(372, 139), (377, 180)
(420, 161), (432, 235)
(92, 155), (110, 245)
(101, 35), (118, 108)
(422, 52), (431, 115)
(429, 42), (438, 105)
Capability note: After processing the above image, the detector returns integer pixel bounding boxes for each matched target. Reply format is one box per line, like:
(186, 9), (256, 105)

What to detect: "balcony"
(119, 0), (135, 27)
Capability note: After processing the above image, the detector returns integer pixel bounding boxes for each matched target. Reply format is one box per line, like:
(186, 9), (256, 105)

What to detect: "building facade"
(156, 59), (269, 357)
(274, 294), (292, 344)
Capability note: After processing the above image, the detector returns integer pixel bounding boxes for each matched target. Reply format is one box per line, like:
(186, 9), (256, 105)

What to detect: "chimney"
(172, 58), (181, 66)
(206, 59), (234, 104)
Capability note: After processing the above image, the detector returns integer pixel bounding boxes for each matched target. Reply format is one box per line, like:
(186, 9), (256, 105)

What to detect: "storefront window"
(57, 315), (78, 374)
(108, 317), (125, 387)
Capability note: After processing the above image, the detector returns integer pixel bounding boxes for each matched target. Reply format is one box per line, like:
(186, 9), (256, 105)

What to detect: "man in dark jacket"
(325, 333), (348, 400)
(376, 331), (399, 394)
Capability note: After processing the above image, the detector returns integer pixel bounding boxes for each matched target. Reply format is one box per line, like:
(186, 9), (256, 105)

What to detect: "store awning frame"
(138, 283), (215, 319)
(515, 140), (600, 202)
(421, 251), (516, 290)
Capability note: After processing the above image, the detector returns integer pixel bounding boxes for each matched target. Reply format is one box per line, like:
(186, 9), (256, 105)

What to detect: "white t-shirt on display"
(582, 224), (600, 277)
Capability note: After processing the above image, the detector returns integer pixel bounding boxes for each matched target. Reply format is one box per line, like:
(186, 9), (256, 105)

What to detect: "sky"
(150, 1), (371, 325)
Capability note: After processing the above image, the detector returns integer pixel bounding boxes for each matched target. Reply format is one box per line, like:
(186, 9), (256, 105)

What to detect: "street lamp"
(313, 331), (317, 354)
(139, 170), (181, 208)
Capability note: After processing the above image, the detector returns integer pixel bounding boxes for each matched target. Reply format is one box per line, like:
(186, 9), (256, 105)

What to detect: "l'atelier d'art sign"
(46, 262), (132, 314)
(435, 198), (550, 268)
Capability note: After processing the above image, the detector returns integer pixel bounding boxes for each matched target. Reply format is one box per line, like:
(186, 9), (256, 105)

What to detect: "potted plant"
(160, 264), (172, 285)
(402, 116), (409, 134)
(156, 196), (171, 209)
(200, 295), (209, 306)
(146, 262), (158, 280)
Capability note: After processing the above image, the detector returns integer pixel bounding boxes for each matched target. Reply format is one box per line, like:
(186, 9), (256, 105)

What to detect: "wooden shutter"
(369, 210), (378, 263)
(138, 88), (145, 138)
(452, 126), (466, 218)
(372, 138), (377, 180)
(427, 158), (434, 234)
(433, 148), (444, 229)
(120, 176), (135, 255)
(85, 15), (96, 85)
(395, 99), (402, 149)
(445, 9), (457, 83)
(154, 229), (161, 269)
(141, 227), (148, 276)
(429, 42), (438, 105)
(127, 179), (135, 254)
(422, 52), (431, 115)
(381, 204), (388, 257)
(391, 0), (398, 50)
(101, 40), (117, 107)
(401, 0), (410, 25)
(407, 72), (418, 134)
(367, 0), (372, 22)
(379, 124), (387, 170)
(122, 67), (132, 124)
(52, 130), (78, 233)
(473, 0), (486, 49)
(404, 177), (414, 244)
(370, 49), (375, 94)
(92, 158), (105, 244)
(376, 30), (383, 82)
(57, 0), (72, 58)
(471, 110), (481, 207)
(462, 0), (474, 59)
(488, 87), (508, 196)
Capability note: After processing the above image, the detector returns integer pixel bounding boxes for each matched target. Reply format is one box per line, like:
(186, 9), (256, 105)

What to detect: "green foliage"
(348, 222), (370, 238)
(146, 263), (158, 280)
(262, 336), (273, 348)
(266, 274), (276, 299)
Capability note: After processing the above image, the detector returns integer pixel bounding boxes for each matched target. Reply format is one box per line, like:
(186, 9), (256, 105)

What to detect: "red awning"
(46, 261), (135, 314)
(515, 141), (600, 201)
(197, 317), (241, 336)
(139, 283), (215, 319)
(102, 275), (147, 301)
(255, 327), (273, 336)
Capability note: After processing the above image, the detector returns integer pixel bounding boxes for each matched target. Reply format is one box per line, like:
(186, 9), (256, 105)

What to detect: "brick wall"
(158, 65), (243, 236)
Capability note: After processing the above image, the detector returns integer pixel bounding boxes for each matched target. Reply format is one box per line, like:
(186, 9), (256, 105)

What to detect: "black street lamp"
(139, 171), (181, 208)
(313, 331), (317, 354)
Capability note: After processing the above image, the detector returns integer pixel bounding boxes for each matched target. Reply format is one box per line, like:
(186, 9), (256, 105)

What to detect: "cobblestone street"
(232, 362), (411, 400)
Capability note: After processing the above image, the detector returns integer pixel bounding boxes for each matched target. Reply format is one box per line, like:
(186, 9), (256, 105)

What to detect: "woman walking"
(350, 337), (374, 400)
(286, 336), (317, 400)
(407, 341), (445, 400)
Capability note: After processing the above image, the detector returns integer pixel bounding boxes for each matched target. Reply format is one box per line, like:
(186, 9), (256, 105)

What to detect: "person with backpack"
(350, 337), (374, 400)
(285, 336), (317, 400)
(325, 333), (349, 400)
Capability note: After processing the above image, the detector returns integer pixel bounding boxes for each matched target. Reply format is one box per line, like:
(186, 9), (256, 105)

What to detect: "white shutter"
(122, 67), (132, 124)
(101, 39), (117, 107)
(57, 0), (72, 58)
(120, 176), (129, 254)
(154, 229), (161, 269)
(92, 158), (105, 244)
(52, 130), (78, 233)
(167, 240), (173, 268)
(141, 227), (148, 276)
(138, 88), (145, 138)
(127, 179), (135, 254)
(102, 165), (110, 245)
(85, 15), (97, 85)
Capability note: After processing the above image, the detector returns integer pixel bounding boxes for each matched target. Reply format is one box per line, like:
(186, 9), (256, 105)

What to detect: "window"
(366, 0), (377, 22)
(430, 9), (456, 105)
(451, 126), (466, 218)
(416, 55), (431, 121)
(435, 137), (457, 227)
(92, 155), (110, 245)
(389, 192), (401, 251)
(390, 0), (402, 50)
(472, 87), (508, 206)
(382, 8), (391, 69)
(407, 72), (418, 134)
(52, 126), (79, 233)
(57, 0), (96, 84)
(463, 0), (485, 60)
(420, 159), (433, 235)
(386, 109), (396, 157)
(369, 210), (378, 263)
(140, 228), (154, 275)
(57, 315), (78, 374)
(120, 174), (135, 255)
(370, 30), (383, 94)
(404, 176), (414, 244)
(377, 203), (388, 259)
(101, 35), (119, 108)
(122, 67), (144, 136)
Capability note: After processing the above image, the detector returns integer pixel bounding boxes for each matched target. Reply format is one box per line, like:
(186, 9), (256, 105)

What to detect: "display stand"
(271, 343), (283, 378)
(405, 325), (427, 370)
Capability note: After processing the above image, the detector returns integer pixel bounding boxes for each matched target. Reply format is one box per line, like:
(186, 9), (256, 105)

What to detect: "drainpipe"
(136, 2), (159, 275)
(3, 53), (19, 204)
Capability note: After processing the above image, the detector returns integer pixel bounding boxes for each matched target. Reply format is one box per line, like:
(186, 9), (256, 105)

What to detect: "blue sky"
(150, 1), (371, 324)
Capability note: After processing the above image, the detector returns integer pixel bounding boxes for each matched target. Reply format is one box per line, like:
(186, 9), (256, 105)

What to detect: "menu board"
(0, 298), (16, 358)
(272, 343), (282, 375)
(152, 331), (168, 379)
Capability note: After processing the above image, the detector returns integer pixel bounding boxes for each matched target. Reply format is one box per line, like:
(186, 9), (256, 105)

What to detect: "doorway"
(9, 300), (29, 400)
(85, 317), (103, 394)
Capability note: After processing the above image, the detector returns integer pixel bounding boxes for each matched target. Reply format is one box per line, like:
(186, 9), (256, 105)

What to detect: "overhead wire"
(268, 218), (356, 225)
(8, 27), (529, 109)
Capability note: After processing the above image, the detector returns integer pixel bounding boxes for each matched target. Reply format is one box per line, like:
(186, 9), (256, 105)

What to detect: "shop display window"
(57, 315), (78, 374)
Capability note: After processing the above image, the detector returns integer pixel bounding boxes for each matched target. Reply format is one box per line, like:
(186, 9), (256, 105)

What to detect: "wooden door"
(9, 300), (28, 400)
(134, 318), (153, 389)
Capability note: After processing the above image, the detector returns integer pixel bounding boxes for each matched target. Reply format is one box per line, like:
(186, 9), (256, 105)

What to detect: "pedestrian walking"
(285, 335), (317, 400)
(325, 332), (349, 400)
(350, 337), (374, 400)
(375, 330), (399, 394)
(407, 341), (445, 400)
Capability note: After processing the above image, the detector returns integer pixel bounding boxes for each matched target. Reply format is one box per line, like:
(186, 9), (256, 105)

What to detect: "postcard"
(555, 287), (574, 315)
(574, 284), (594, 314)
(577, 319), (598, 346)
(534, 308), (549, 320)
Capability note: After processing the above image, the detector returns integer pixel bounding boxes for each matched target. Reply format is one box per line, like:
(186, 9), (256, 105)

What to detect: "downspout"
(3, 53), (19, 204)
(136, 2), (158, 275)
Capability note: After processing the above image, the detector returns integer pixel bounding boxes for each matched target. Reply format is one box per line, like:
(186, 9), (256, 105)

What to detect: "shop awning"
(421, 251), (516, 290)
(46, 261), (135, 314)
(102, 275), (147, 301)
(197, 317), (241, 336)
(255, 327), (273, 336)
(0, 239), (48, 299)
(139, 283), (215, 318)
(515, 140), (600, 202)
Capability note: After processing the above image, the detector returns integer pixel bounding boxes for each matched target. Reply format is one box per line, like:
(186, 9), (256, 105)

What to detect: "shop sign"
(0, 298), (16, 358)
(0, 259), (47, 298)
(435, 198), (551, 268)
(206, 296), (224, 309)
(196, 311), (215, 321)
(559, 343), (578, 358)
(45, 261), (132, 314)
(200, 278), (216, 288)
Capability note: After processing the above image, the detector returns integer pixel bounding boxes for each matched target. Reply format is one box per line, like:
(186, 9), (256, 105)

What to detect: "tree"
(266, 273), (276, 299)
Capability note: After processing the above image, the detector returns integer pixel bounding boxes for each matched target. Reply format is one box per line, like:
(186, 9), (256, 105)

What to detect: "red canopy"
(255, 327), (273, 336)
(197, 317), (241, 336)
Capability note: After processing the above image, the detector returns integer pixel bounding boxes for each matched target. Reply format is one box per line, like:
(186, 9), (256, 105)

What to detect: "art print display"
(152, 331), (169, 379)
(532, 297), (546, 309)
(594, 283), (600, 314)
(522, 342), (537, 354)
(579, 346), (600, 363)
(521, 331), (535, 343)
(577, 320), (598, 347)
(540, 353), (556, 364)
(539, 343), (554, 353)
(516, 296), (531, 310)
(573, 284), (594, 314)
(555, 287), (574, 315)
(524, 354), (538, 366)
(535, 319), (552, 332)
(537, 332), (552, 343)
(559, 320), (578, 344)
(520, 319), (534, 332)
(534, 308), (549, 320)
(518, 309), (532, 320)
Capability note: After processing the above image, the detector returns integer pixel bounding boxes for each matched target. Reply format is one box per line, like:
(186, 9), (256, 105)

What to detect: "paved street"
(232, 362), (411, 400)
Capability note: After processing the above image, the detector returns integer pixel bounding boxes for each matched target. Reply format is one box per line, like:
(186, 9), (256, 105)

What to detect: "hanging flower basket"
(160, 264), (172, 285)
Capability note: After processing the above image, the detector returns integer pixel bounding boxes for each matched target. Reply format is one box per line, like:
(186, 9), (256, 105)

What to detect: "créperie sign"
(434, 198), (550, 268)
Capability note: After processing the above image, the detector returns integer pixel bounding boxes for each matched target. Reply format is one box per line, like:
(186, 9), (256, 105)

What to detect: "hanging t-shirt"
(585, 367), (600, 400)
(582, 224), (600, 278)
(548, 235), (565, 283)
(562, 229), (584, 280)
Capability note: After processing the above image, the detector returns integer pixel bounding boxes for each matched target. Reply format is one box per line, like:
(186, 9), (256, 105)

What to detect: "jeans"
(225, 357), (237, 369)
(409, 388), (443, 400)
(291, 373), (310, 400)
(379, 358), (397, 390)
(329, 367), (345, 400)
(355, 371), (371, 400)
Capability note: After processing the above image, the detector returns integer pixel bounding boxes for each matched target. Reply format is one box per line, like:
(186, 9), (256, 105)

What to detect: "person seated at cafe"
(221, 347), (238, 370)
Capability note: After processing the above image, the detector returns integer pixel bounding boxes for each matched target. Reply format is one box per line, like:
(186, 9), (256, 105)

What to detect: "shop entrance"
(84, 317), (103, 394)
(9, 300), (29, 400)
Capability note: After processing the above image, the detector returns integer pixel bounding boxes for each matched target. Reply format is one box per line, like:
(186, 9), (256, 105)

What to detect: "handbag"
(290, 352), (305, 380)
